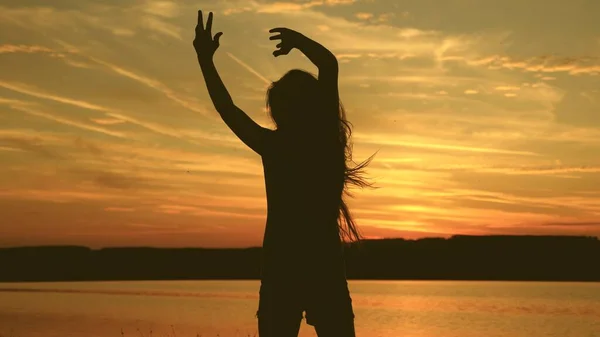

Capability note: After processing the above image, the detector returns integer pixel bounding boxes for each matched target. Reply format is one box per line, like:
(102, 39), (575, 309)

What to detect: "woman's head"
(266, 69), (325, 131)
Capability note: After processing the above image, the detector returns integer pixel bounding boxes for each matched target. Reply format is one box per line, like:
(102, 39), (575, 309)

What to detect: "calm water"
(0, 280), (599, 337)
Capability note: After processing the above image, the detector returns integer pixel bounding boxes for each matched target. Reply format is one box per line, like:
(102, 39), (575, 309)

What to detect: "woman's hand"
(269, 27), (304, 57)
(194, 10), (223, 61)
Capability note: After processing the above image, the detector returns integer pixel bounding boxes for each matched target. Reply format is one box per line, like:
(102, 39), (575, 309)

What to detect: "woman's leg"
(257, 282), (303, 337)
(257, 310), (303, 337)
(306, 280), (356, 337)
(314, 318), (356, 337)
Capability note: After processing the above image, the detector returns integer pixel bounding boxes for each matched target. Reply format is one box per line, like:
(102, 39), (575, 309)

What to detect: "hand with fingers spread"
(269, 27), (304, 57)
(193, 10), (223, 60)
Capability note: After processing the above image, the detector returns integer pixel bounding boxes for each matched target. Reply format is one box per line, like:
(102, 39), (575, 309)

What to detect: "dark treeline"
(1, 235), (599, 282)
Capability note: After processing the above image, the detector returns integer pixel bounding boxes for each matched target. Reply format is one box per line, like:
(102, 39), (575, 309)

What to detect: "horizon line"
(2, 233), (599, 250)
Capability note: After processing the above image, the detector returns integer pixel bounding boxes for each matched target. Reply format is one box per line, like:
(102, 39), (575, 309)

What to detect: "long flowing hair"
(265, 69), (376, 243)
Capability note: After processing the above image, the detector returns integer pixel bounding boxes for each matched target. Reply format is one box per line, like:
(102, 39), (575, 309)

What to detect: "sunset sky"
(1, 0), (599, 248)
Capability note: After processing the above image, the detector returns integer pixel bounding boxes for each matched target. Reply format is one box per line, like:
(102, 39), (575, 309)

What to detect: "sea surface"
(0, 280), (599, 337)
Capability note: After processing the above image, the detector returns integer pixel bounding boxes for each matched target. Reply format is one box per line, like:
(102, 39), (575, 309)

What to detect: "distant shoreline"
(2, 235), (599, 282)
(3, 234), (599, 251)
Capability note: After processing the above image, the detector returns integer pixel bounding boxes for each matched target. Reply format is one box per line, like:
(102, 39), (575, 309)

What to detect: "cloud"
(5, 39), (208, 119)
(379, 162), (600, 176)
(495, 86), (520, 91)
(140, 15), (182, 40)
(0, 189), (129, 203)
(0, 44), (59, 55)
(336, 53), (362, 60)
(226, 52), (271, 85)
(0, 81), (109, 112)
(259, 0), (356, 13)
(142, 0), (179, 18)
(104, 112), (184, 139)
(222, 6), (254, 16)
(1, 52), (223, 143)
(105, 207), (135, 212)
(23, 109), (126, 138)
(220, 0), (356, 15)
(0, 134), (65, 160)
(376, 13), (396, 23)
(0, 128), (263, 203)
(0, 89), (211, 143)
(464, 55), (600, 76)
(75, 51), (211, 117)
(464, 89), (478, 94)
(344, 73), (476, 86)
(0, 4), (181, 46)
(542, 221), (600, 227)
(0, 43), (97, 69)
(90, 170), (153, 190)
(0, 146), (24, 152)
(0, 99), (126, 138)
(353, 133), (540, 156)
(2, 0), (600, 246)
(111, 28), (136, 37)
(355, 12), (373, 20)
(397, 28), (438, 39)
(212, 0), (480, 76)
(91, 118), (126, 125)
(73, 136), (103, 156)
(552, 90), (600, 126)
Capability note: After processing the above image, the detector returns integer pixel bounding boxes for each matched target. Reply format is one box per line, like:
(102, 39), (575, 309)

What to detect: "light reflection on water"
(0, 280), (599, 337)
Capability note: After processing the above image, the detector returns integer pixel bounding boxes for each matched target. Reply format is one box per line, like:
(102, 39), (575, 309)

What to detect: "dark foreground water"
(0, 280), (599, 337)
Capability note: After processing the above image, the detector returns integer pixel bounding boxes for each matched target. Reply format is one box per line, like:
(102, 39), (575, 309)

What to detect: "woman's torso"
(260, 130), (347, 284)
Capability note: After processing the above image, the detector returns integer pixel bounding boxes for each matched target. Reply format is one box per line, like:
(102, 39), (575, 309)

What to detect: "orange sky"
(1, 0), (600, 248)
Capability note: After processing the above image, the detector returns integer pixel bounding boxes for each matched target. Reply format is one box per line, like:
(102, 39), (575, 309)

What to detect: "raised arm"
(269, 28), (340, 113)
(194, 10), (271, 155)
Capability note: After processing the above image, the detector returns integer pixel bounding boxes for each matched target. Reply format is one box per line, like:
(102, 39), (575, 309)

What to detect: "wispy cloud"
(223, 0), (357, 15)
(104, 112), (184, 139)
(463, 55), (600, 76)
(474, 165), (600, 176)
(355, 12), (373, 20)
(0, 44), (59, 55)
(79, 52), (211, 117)
(140, 15), (182, 40)
(354, 133), (540, 156)
(0, 81), (109, 112)
(0, 82), (202, 142)
(4, 40), (214, 119)
(374, 161), (600, 177)
(142, 0), (180, 18)
(495, 86), (520, 91)
(105, 207), (136, 212)
(91, 118), (126, 125)
(0, 99), (126, 138)
(0, 189), (131, 203)
(226, 52), (272, 85)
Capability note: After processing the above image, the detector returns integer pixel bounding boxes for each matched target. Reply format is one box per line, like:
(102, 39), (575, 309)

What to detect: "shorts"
(256, 279), (355, 326)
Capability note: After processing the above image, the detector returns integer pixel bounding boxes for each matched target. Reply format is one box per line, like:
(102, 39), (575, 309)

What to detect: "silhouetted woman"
(194, 10), (373, 337)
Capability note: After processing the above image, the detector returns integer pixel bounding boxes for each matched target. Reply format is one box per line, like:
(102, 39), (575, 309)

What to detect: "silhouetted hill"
(1, 235), (599, 282)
